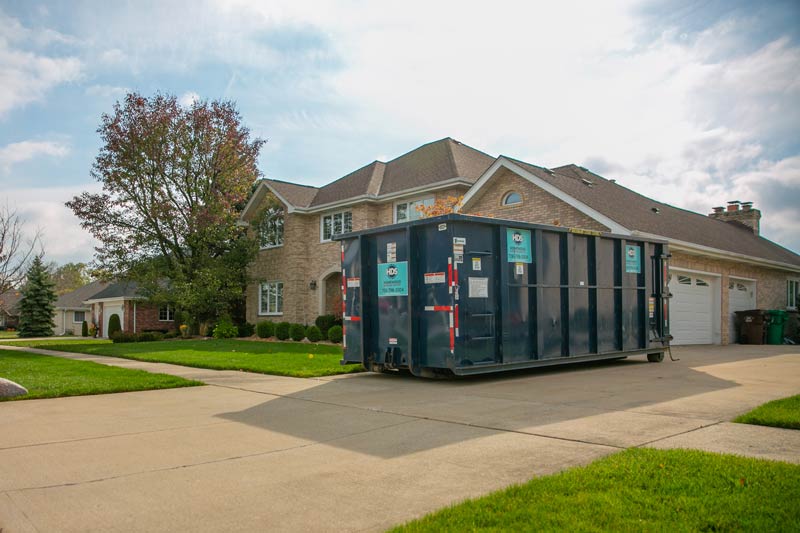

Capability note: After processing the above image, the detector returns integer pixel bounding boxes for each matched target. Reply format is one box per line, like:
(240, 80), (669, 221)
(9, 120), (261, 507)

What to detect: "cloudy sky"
(1, 0), (798, 264)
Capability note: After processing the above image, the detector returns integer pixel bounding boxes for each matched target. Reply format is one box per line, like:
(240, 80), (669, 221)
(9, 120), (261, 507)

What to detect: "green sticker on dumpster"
(507, 228), (532, 263)
(378, 261), (408, 297)
(625, 245), (641, 273)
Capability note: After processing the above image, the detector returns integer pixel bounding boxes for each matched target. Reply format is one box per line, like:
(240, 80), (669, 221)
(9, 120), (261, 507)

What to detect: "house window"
(502, 192), (522, 206)
(695, 278), (709, 287)
(159, 305), (175, 321)
(259, 207), (284, 249)
(73, 311), (86, 323)
(259, 281), (284, 315)
(321, 211), (352, 242)
(395, 197), (434, 223)
(788, 280), (799, 309)
(677, 275), (691, 285)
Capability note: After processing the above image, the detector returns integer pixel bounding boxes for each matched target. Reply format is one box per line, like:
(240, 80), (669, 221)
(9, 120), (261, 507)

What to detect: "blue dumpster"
(336, 214), (670, 377)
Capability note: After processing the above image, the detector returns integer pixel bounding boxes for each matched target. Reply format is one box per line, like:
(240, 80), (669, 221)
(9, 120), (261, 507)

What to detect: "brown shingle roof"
(507, 158), (800, 267)
(55, 280), (110, 309)
(0, 290), (22, 316)
(378, 138), (495, 195)
(310, 161), (386, 207)
(267, 138), (495, 209)
(266, 179), (318, 208)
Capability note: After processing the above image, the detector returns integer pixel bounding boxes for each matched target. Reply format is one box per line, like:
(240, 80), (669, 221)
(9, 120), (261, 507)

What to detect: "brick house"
(242, 138), (800, 345)
(0, 289), (21, 329)
(53, 280), (109, 335)
(82, 281), (177, 338)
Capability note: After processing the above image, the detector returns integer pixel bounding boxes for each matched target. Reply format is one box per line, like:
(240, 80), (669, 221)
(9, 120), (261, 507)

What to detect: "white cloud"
(179, 91), (200, 107)
(0, 12), (82, 116)
(0, 140), (69, 172)
(85, 84), (129, 99)
(3, 184), (100, 265)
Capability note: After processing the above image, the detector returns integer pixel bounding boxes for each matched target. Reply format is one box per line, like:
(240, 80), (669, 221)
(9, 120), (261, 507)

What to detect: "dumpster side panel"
(412, 223), (455, 370)
(342, 237), (363, 363)
(373, 230), (411, 367)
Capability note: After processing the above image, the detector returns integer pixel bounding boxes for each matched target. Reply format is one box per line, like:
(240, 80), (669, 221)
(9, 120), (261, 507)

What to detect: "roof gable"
(55, 280), (110, 309)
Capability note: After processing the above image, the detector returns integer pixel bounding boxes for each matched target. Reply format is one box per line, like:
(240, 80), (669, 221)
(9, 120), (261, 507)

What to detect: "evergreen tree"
(18, 256), (57, 338)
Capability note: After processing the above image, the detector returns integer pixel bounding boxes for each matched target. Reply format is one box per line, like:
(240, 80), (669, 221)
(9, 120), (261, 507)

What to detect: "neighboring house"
(0, 290), (22, 329)
(82, 281), (177, 338)
(241, 138), (800, 345)
(53, 280), (110, 335)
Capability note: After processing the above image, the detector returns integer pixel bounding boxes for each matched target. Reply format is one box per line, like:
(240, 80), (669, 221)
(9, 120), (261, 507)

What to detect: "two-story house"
(241, 138), (800, 345)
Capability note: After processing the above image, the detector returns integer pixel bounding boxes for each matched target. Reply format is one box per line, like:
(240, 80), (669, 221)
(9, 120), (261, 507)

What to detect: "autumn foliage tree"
(415, 195), (464, 218)
(67, 92), (264, 323)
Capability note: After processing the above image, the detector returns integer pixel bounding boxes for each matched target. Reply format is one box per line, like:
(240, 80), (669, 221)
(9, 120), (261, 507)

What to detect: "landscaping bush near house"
(237, 322), (255, 337)
(179, 324), (189, 338)
(81, 321), (89, 337)
(256, 321), (274, 339)
(327, 325), (343, 343)
(107, 314), (122, 338)
(163, 331), (178, 339)
(305, 325), (323, 342)
(199, 322), (215, 337)
(315, 315), (337, 337)
(212, 316), (238, 339)
(289, 323), (306, 341)
(111, 331), (138, 343)
(138, 331), (164, 342)
(275, 322), (291, 340)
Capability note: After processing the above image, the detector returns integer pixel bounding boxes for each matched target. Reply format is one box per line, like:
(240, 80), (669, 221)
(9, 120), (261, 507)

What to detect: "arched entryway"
(319, 270), (342, 318)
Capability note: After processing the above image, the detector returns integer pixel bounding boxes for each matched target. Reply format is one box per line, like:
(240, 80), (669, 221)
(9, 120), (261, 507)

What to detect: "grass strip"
(0, 338), (361, 378)
(391, 448), (800, 532)
(0, 349), (202, 401)
(734, 394), (800, 430)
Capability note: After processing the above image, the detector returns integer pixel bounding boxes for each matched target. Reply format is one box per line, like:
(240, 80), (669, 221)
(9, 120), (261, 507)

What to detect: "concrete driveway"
(2, 345), (799, 532)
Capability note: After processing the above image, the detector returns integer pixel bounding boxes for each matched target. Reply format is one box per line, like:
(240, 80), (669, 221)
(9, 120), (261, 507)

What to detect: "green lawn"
(0, 331), (18, 339)
(0, 349), (202, 401)
(0, 338), (361, 378)
(734, 394), (800, 430)
(391, 448), (800, 532)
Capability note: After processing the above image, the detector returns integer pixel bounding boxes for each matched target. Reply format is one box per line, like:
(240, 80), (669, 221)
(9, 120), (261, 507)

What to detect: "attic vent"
(651, 207), (660, 214)
(581, 178), (594, 187)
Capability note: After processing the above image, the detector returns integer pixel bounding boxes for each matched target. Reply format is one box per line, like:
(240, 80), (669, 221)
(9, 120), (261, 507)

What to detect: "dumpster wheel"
(647, 352), (664, 363)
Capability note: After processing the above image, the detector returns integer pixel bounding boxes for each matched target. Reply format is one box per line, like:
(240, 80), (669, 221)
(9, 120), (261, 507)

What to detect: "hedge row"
(255, 320), (343, 344)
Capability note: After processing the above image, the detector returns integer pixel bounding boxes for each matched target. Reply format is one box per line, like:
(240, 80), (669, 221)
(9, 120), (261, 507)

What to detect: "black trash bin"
(735, 309), (766, 345)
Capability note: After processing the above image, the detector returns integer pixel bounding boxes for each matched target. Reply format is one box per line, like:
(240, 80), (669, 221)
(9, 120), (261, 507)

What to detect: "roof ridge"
(265, 178), (318, 190)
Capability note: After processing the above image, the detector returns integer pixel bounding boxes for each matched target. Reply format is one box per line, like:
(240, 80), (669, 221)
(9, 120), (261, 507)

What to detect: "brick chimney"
(709, 200), (761, 235)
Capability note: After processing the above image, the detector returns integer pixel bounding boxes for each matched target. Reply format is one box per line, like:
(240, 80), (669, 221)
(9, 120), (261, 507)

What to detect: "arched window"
(502, 191), (522, 206)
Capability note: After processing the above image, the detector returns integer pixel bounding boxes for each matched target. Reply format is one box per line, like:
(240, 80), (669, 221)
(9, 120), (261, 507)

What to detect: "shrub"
(163, 331), (178, 339)
(179, 324), (189, 338)
(237, 322), (255, 337)
(305, 325), (323, 342)
(111, 331), (137, 343)
(107, 314), (121, 338)
(289, 323), (306, 342)
(88, 323), (97, 337)
(275, 321), (291, 340)
(315, 314), (337, 337)
(327, 325), (343, 343)
(213, 315), (238, 339)
(81, 320), (89, 337)
(138, 331), (164, 342)
(199, 322), (215, 337)
(256, 321), (274, 338)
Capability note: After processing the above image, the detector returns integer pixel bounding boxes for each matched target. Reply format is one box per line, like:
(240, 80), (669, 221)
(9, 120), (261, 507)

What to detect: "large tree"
(48, 262), (91, 295)
(18, 256), (56, 337)
(0, 204), (40, 294)
(67, 92), (264, 322)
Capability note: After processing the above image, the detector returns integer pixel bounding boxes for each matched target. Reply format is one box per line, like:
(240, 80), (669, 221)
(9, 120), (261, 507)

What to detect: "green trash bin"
(766, 310), (788, 345)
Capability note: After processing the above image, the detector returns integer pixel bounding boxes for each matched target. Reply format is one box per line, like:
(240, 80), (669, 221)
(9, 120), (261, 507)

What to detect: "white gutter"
(241, 178), (473, 220)
(83, 296), (145, 305)
(632, 231), (800, 273)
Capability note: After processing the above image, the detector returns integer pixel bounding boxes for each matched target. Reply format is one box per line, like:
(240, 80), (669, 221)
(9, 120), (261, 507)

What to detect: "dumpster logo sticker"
(506, 228), (532, 263)
(378, 261), (408, 297)
(625, 245), (641, 273)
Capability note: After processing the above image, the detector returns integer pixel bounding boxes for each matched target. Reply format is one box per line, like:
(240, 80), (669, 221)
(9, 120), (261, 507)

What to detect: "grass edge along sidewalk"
(0, 349), (202, 401)
(390, 448), (800, 532)
(0, 338), (362, 379)
(734, 394), (800, 430)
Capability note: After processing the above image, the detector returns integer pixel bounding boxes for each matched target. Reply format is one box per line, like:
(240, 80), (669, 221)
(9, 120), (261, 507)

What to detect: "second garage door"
(669, 273), (714, 345)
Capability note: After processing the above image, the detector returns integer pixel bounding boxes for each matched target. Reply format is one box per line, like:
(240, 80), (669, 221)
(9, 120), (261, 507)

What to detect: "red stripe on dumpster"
(454, 304), (459, 336)
(424, 305), (452, 311)
(345, 316), (360, 322)
(449, 311), (455, 352)
(448, 258), (453, 293)
(342, 266), (346, 348)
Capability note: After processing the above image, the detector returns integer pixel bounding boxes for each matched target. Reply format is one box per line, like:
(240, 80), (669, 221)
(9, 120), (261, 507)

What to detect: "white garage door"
(103, 304), (123, 338)
(728, 280), (756, 343)
(669, 273), (713, 345)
